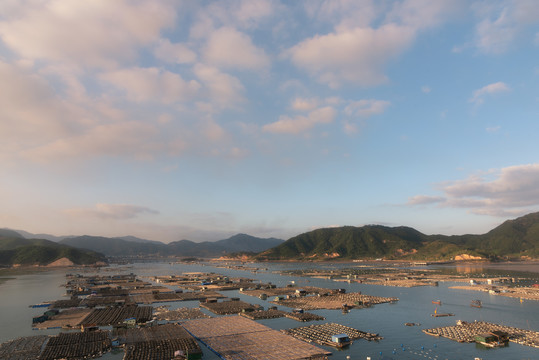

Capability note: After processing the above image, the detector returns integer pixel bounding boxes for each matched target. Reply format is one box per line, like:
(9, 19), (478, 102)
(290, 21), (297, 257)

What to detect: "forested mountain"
(60, 234), (284, 258)
(257, 212), (539, 260)
(0, 237), (107, 266)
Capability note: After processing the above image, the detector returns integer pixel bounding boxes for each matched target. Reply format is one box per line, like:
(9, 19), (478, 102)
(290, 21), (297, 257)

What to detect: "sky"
(1, 0), (539, 243)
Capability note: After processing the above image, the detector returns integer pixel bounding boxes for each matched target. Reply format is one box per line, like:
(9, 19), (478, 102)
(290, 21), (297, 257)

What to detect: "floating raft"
(283, 322), (383, 348)
(270, 292), (398, 310)
(152, 306), (211, 321)
(239, 308), (287, 320)
(199, 299), (262, 315)
(32, 308), (92, 330)
(182, 315), (331, 360)
(423, 320), (539, 348)
(239, 309), (325, 322)
(0, 335), (49, 360)
(39, 330), (111, 360)
(79, 305), (153, 326)
(116, 323), (202, 360)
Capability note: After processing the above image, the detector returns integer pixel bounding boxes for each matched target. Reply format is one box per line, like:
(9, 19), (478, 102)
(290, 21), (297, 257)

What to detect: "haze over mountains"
(2, 212), (539, 266)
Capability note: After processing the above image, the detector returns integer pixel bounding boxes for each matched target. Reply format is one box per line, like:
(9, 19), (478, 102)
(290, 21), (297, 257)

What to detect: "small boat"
(432, 300), (442, 305)
(29, 302), (52, 308)
(470, 299), (482, 308)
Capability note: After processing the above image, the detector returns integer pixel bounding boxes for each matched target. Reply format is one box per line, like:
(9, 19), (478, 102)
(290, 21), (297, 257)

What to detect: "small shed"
(331, 334), (350, 345)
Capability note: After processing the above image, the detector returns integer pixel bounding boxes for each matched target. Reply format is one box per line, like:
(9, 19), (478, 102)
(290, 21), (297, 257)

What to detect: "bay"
(1, 261), (538, 360)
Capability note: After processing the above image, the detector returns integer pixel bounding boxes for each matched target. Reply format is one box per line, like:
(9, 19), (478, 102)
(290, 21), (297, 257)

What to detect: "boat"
(432, 300), (442, 305)
(29, 302), (52, 308)
(470, 299), (482, 308)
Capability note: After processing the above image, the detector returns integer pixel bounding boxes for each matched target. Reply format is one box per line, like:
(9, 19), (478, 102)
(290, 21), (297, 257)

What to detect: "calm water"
(1, 261), (538, 360)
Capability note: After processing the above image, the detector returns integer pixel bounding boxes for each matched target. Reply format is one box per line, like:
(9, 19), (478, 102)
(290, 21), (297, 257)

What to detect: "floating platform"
(423, 320), (539, 348)
(270, 292), (398, 310)
(115, 323), (202, 360)
(152, 306), (211, 321)
(283, 322), (382, 348)
(79, 305), (153, 326)
(0, 335), (49, 360)
(199, 299), (262, 315)
(182, 315), (331, 360)
(431, 313), (454, 317)
(39, 330), (111, 360)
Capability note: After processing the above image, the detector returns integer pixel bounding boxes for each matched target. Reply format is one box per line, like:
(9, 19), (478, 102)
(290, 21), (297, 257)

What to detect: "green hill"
(257, 212), (539, 261)
(0, 237), (107, 266)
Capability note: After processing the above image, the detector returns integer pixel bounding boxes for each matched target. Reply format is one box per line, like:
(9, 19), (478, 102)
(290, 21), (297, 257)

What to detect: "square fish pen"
(182, 316), (331, 360)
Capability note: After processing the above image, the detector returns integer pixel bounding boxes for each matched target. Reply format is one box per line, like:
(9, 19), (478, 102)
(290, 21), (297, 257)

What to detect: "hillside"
(257, 212), (539, 261)
(0, 237), (107, 266)
(61, 233), (284, 258)
(60, 236), (168, 257)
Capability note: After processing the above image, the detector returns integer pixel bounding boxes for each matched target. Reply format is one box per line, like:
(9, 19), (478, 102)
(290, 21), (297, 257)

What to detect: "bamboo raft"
(182, 316), (331, 360)
(152, 306), (211, 321)
(199, 299), (263, 315)
(116, 323), (202, 360)
(283, 322), (383, 348)
(271, 292), (398, 310)
(239, 308), (287, 320)
(423, 320), (539, 348)
(79, 305), (153, 326)
(39, 330), (111, 360)
(0, 335), (49, 360)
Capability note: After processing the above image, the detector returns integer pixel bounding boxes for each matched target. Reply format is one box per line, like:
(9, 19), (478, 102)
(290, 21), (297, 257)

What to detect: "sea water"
(1, 261), (538, 360)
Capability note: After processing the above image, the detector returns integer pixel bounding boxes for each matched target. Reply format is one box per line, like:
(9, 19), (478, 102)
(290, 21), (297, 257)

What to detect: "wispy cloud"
(469, 81), (510, 104)
(344, 99), (391, 117)
(409, 164), (539, 217)
(472, 0), (539, 54)
(263, 106), (336, 134)
(66, 204), (159, 220)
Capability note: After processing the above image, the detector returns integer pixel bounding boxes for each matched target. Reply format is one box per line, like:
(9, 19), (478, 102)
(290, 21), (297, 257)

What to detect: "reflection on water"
(455, 264), (485, 274)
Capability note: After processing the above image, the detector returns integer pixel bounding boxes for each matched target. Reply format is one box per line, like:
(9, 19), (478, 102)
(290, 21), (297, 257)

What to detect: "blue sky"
(1, 0), (538, 242)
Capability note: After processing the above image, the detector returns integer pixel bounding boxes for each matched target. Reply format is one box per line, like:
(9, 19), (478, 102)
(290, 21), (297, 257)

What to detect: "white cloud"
(154, 39), (197, 64)
(66, 203), (159, 220)
(263, 106), (336, 134)
(344, 99), (391, 117)
(288, 0), (459, 88)
(409, 164), (539, 217)
(287, 24), (415, 87)
(469, 81), (511, 104)
(303, 0), (379, 29)
(408, 195), (445, 205)
(193, 64), (245, 108)
(0, 0), (176, 68)
(204, 27), (270, 70)
(291, 98), (320, 112)
(421, 85), (431, 93)
(21, 121), (162, 163)
(101, 67), (201, 104)
(472, 0), (539, 54)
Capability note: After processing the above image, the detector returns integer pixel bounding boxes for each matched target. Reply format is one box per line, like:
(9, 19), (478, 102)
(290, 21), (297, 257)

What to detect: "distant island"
(2, 211), (539, 266)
